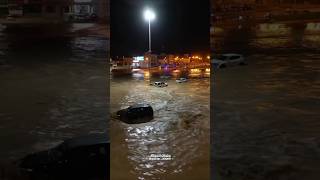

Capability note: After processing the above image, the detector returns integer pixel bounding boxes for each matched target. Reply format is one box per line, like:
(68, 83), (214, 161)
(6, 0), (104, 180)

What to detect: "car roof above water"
(129, 103), (152, 109)
(220, 53), (243, 57)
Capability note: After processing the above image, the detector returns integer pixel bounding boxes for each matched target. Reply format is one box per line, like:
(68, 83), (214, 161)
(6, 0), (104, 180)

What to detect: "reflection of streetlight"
(144, 8), (155, 53)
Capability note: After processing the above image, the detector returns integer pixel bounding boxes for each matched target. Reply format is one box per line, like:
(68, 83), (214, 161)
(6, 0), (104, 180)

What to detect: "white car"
(150, 81), (168, 87)
(211, 54), (246, 68)
(176, 78), (187, 83)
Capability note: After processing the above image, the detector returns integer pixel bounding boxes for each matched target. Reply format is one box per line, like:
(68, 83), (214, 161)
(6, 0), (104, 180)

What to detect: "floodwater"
(110, 70), (210, 180)
(0, 23), (108, 178)
(212, 20), (320, 180)
(212, 21), (320, 53)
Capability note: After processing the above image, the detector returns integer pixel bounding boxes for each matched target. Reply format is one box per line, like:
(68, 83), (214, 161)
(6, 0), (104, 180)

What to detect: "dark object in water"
(19, 133), (109, 179)
(150, 81), (168, 87)
(117, 103), (154, 124)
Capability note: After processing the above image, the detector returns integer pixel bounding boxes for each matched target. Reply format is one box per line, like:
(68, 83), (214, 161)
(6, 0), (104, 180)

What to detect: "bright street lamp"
(143, 8), (155, 53)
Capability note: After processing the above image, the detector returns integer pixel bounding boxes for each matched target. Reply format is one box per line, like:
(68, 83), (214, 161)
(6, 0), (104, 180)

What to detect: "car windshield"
(230, 56), (241, 60)
(216, 55), (228, 61)
(55, 142), (68, 152)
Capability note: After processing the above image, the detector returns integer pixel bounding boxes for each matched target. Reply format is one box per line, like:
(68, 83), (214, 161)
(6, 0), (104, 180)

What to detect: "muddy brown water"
(110, 70), (210, 180)
(0, 24), (108, 179)
(212, 20), (320, 180)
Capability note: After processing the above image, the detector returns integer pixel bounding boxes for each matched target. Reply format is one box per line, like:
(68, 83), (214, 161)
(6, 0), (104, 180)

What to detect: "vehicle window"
(230, 56), (240, 60)
(217, 55), (228, 61)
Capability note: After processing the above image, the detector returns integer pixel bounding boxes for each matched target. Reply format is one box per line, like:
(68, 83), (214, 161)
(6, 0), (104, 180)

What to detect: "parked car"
(74, 13), (90, 21)
(6, 14), (20, 21)
(211, 54), (246, 68)
(176, 78), (187, 83)
(19, 134), (109, 179)
(117, 103), (154, 124)
(150, 81), (168, 87)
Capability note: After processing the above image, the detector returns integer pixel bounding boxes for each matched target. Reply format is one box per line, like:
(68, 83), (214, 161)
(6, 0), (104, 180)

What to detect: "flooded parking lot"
(110, 70), (210, 180)
(212, 20), (320, 180)
(0, 23), (108, 178)
(213, 53), (320, 180)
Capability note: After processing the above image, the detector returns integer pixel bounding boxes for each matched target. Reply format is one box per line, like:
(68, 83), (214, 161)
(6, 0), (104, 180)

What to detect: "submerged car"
(176, 78), (187, 83)
(19, 134), (109, 179)
(150, 81), (168, 87)
(117, 103), (154, 124)
(211, 54), (246, 68)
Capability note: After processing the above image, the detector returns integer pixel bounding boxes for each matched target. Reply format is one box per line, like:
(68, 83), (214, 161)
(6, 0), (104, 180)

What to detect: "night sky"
(111, 0), (210, 57)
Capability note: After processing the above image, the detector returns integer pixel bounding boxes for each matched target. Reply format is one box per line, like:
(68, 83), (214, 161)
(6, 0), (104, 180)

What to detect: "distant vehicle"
(19, 134), (109, 179)
(74, 13), (90, 21)
(176, 78), (187, 83)
(150, 81), (168, 87)
(74, 13), (97, 21)
(211, 54), (246, 68)
(117, 103), (154, 124)
(6, 14), (20, 21)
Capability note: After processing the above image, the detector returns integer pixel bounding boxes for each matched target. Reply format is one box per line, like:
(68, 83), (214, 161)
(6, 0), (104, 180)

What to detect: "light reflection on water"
(128, 68), (210, 81)
(213, 53), (320, 179)
(212, 21), (320, 52)
(0, 24), (108, 162)
(110, 71), (210, 180)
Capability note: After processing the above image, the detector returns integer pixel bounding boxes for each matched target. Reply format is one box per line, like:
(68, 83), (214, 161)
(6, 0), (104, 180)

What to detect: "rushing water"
(110, 70), (210, 180)
(0, 23), (108, 174)
(212, 21), (320, 54)
(212, 20), (320, 179)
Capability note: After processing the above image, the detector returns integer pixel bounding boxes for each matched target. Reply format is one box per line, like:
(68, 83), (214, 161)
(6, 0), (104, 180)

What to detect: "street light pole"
(144, 8), (155, 53)
(148, 18), (151, 53)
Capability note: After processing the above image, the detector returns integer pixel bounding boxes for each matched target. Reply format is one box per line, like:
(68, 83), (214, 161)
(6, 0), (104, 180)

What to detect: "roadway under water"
(0, 23), (108, 178)
(212, 20), (320, 180)
(110, 70), (210, 180)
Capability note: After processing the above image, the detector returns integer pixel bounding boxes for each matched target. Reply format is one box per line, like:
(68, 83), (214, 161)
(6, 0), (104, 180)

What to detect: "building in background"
(74, 0), (94, 15)
(111, 57), (133, 74)
(3, 0), (74, 19)
(73, 0), (108, 21)
(144, 52), (159, 68)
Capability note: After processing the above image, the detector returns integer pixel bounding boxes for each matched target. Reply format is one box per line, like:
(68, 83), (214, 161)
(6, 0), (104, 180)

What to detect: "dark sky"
(111, 0), (210, 57)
